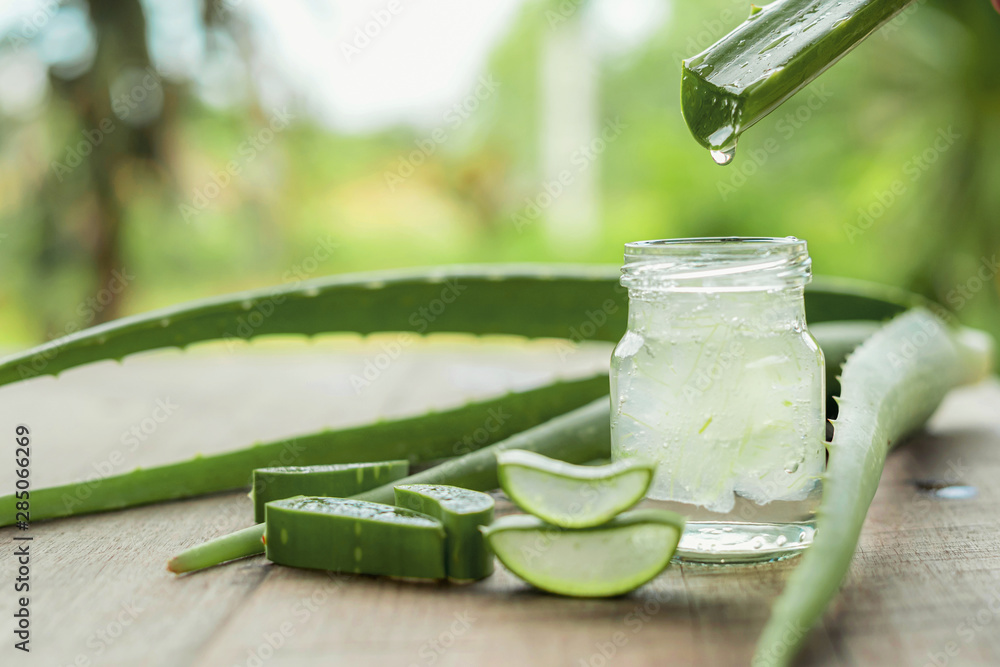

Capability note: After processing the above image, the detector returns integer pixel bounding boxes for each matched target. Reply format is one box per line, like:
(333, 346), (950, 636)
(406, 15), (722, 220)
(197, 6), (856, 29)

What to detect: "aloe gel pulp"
(610, 238), (826, 562)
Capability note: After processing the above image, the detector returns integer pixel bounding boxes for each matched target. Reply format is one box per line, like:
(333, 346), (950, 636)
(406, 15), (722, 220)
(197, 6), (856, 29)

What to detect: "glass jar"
(610, 237), (825, 563)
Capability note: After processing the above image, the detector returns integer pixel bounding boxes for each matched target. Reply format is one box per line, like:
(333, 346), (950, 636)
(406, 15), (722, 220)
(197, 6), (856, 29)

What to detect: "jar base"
(673, 521), (815, 564)
(637, 497), (817, 564)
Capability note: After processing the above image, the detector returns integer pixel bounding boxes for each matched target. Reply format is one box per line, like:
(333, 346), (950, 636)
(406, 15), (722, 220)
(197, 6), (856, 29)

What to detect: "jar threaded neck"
(621, 237), (812, 292)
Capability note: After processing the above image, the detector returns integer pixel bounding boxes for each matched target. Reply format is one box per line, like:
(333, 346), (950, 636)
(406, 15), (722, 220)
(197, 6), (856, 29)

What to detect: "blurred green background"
(0, 0), (997, 348)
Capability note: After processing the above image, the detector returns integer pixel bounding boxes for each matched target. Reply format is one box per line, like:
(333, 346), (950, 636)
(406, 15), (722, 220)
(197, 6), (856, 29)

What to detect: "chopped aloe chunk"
(482, 509), (685, 597)
(251, 461), (409, 522)
(681, 0), (913, 162)
(264, 497), (446, 580)
(496, 450), (653, 528)
(393, 484), (495, 582)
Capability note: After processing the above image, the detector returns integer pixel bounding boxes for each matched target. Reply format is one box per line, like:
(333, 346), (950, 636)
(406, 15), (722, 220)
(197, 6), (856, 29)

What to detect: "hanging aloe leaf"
(681, 0), (915, 163)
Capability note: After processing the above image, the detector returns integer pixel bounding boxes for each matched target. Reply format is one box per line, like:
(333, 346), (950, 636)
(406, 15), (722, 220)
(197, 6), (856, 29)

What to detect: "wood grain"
(1, 340), (998, 666)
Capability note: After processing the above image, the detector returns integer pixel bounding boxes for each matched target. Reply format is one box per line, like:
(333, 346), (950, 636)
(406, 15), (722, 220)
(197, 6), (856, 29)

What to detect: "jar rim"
(625, 236), (806, 256)
(622, 236), (811, 291)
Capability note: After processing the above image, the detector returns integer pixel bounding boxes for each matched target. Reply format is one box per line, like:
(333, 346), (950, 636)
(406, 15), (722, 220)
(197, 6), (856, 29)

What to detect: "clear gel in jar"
(610, 237), (825, 563)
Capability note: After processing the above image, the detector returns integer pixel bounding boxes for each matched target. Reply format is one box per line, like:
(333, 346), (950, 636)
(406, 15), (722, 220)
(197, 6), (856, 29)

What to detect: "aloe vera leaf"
(252, 461), (409, 523)
(0, 265), (621, 387)
(0, 374), (608, 527)
(355, 397), (612, 505)
(393, 484), (495, 581)
(0, 265), (920, 388)
(753, 310), (995, 667)
(264, 497), (447, 579)
(496, 450), (653, 528)
(806, 276), (934, 324)
(681, 0), (915, 157)
(165, 320), (885, 574)
(482, 509), (686, 597)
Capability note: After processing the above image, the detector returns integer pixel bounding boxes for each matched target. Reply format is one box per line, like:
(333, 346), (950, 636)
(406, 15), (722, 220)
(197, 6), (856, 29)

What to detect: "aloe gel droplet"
(710, 142), (737, 165)
(706, 118), (739, 166)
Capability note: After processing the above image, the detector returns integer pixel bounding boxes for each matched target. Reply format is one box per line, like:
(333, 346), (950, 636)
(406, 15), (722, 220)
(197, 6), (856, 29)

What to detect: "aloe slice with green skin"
(264, 497), (447, 580)
(681, 0), (914, 162)
(252, 461), (409, 522)
(496, 450), (653, 528)
(393, 484), (495, 581)
(483, 509), (685, 597)
(754, 310), (994, 666)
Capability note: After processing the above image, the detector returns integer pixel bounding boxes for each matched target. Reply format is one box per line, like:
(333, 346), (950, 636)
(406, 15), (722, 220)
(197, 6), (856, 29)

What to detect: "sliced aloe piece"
(482, 509), (685, 597)
(264, 497), (446, 579)
(496, 450), (653, 528)
(393, 484), (495, 581)
(681, 0), (914, 162)
(252, 461), (409, 522)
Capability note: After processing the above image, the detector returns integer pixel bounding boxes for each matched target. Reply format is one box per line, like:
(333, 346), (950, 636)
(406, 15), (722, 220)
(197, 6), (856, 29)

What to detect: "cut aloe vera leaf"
(496, 450), (653, 528)
(681, 0), (914, 161)
(252, 461), (409, 523)
(393, 484), (495, 581)
(482, 509), (685, 598)
(264, 497), (446, 579)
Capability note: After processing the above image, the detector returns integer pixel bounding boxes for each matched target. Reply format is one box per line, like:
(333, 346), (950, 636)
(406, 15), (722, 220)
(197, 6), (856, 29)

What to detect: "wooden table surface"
(1, 338), (999, 667)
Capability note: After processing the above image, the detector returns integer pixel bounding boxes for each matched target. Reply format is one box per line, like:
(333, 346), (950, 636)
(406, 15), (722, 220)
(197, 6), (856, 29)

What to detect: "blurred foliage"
(0, 0), (997, 353)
